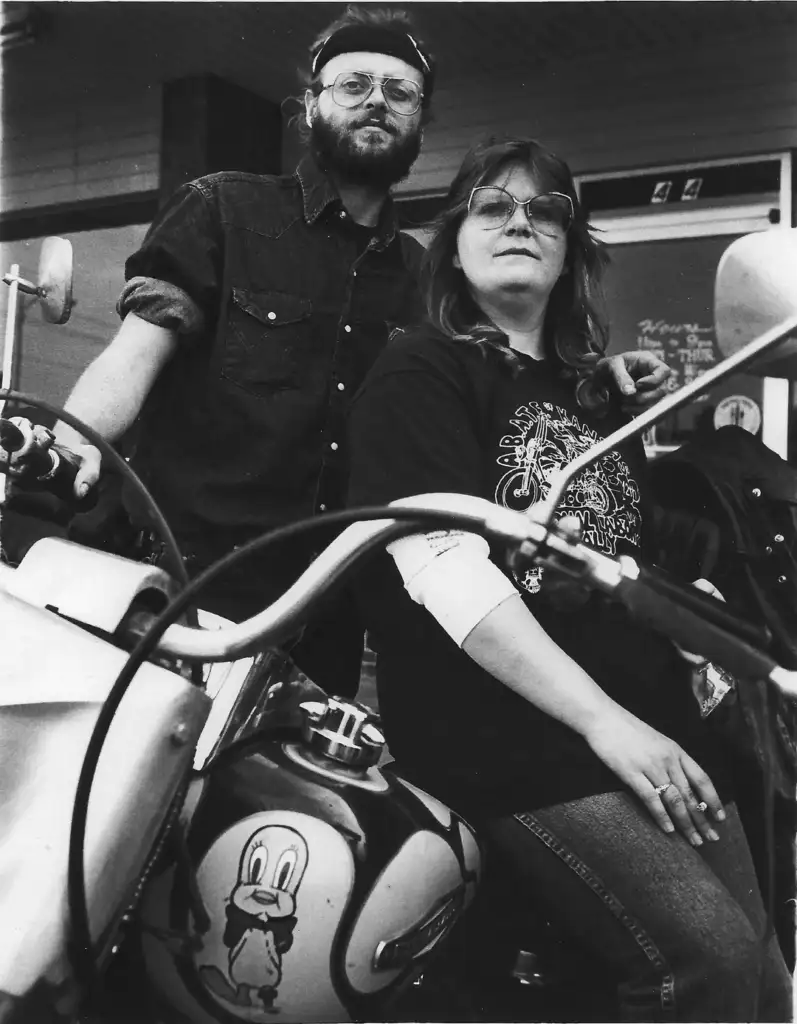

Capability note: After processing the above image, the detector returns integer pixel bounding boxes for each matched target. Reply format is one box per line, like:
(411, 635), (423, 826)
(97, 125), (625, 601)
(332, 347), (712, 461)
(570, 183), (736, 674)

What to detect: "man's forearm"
(53, 313), (178, 447)
(462, 593), (622, 738)
(56, 363), (144, 446)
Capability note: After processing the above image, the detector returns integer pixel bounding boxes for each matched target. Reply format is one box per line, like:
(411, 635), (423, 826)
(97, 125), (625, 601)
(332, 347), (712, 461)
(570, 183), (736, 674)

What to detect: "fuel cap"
(299, 697), (385, 767)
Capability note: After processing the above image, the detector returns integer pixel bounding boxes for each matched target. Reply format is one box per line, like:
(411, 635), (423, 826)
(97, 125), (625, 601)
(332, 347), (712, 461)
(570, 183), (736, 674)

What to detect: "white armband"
(387, 530), (519, 646)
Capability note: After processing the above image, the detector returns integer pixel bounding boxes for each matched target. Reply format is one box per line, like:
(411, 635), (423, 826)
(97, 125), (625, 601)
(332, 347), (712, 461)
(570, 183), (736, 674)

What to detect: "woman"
(347, 136), (792, 1021)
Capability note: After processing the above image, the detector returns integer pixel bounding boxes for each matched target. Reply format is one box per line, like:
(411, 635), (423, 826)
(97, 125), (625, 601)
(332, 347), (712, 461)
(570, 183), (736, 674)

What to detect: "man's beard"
(310, 113), (421, 189)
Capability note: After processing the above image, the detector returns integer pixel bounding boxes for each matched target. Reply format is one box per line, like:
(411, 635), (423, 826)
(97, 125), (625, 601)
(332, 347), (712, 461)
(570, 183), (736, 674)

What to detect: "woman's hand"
(584, 707), (725, 846)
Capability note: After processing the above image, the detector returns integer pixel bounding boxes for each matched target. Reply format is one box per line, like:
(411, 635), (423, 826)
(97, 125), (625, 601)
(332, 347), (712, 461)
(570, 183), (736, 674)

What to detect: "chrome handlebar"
(3, 491), (796, 698)
(157, 495), (536, 661)
(147, 492), (797, 700)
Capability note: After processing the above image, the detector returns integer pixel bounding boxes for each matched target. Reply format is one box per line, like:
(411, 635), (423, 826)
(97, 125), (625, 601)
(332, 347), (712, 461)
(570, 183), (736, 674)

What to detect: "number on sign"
(650, 181), (673, 204)
(681, 178), (703, 201)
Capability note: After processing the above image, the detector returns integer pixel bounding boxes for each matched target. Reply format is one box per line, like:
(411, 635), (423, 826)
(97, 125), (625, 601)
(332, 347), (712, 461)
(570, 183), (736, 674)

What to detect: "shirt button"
(319, 503), (327, 512)
(267, 311), (276, 321)
(774, 534), (785, 543)
(337, 382), (345, 391)
(344, 325), (352, 333)
(339, 211), (347, 220)
(751, 488), (762, 498)
(330, 441), (339, 451)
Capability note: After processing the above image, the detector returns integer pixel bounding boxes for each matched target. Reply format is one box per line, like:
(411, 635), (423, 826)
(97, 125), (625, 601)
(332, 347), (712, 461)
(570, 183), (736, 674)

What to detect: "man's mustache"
(350, 116), (396, 134)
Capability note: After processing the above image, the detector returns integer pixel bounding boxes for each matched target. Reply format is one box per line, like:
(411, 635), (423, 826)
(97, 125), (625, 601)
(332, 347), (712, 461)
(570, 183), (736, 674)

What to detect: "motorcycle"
(0, 228), (796, 1023)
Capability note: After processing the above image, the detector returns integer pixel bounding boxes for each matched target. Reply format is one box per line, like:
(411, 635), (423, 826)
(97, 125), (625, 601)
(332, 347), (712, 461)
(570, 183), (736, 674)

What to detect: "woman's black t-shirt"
(347, 327), (731, 819)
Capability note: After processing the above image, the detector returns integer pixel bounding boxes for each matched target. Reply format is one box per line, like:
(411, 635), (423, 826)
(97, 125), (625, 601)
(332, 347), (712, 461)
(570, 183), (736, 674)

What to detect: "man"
(34, 5), (668, 696)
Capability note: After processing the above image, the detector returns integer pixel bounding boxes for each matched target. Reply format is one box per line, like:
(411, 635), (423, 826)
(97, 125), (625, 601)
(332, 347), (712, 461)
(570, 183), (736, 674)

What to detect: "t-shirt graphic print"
(495, 401), (642, 594)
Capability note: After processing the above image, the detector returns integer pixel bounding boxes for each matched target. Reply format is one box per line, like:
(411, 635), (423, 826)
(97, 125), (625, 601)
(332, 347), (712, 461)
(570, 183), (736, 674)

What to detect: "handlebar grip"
(25, 444), (84, 502)
(0, 418), (26, 453)
(615, 568), (778, 681)
(641, 563), (771, 649)
(1, 419), (91, 506)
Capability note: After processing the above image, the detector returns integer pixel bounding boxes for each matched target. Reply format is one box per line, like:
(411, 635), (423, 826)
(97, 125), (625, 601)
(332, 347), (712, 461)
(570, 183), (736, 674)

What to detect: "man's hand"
(65, 443), (102, 498)
(1, 416), (101, 499)
(594, 351), (672, 411)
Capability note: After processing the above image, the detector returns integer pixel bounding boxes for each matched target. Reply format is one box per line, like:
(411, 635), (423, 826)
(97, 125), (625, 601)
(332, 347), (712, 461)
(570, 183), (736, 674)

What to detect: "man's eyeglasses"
(319, 71), (423, 116)
(467, 186), (574, 236)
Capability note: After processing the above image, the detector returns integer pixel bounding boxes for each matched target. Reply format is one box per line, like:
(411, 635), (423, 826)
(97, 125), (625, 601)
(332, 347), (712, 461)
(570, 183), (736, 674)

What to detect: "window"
(578, 154), (792, 458)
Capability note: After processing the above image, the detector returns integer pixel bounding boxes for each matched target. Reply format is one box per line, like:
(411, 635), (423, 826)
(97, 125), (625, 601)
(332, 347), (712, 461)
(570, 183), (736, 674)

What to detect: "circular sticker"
(713, 395), (762, 434)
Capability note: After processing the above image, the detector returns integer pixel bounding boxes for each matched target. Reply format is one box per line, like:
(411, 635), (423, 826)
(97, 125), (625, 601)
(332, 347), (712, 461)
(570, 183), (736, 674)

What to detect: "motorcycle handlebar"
(145, 493), (796, 699)
(156, 496), (534, 661)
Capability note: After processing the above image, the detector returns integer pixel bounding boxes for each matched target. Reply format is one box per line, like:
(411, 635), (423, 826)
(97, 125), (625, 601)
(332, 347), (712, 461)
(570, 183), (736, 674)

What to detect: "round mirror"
(37, 237), (73, 324)
(715, 229), (797, 378)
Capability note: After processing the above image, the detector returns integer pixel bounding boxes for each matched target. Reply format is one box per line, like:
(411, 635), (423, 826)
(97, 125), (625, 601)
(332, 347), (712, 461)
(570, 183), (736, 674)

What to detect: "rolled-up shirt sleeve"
(117, 182), (221, 337)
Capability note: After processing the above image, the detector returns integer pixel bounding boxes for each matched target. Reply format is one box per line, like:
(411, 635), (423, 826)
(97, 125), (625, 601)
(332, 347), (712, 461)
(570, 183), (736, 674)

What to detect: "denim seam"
(216, 215), (304, 240)
(296, 163), (331, 224)
(513, 810), (676, 1014)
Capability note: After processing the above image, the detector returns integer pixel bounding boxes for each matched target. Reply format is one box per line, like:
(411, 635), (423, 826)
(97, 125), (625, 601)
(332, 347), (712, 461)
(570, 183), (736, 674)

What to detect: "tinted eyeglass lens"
(529, 194), (572, 234)
(333, 73), (372, 107)
(382, 79), (421, 114)
(469, 188), (516, 229)
(469, 188), (572, 234)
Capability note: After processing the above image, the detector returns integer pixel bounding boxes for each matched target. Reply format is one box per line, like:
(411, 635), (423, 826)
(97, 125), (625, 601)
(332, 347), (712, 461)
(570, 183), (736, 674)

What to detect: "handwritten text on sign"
(636, 319), (718, 392)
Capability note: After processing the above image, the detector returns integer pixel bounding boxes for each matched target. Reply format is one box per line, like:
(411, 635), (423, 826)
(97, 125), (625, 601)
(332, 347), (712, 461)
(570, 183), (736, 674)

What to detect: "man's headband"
(311, 25), (433, 85)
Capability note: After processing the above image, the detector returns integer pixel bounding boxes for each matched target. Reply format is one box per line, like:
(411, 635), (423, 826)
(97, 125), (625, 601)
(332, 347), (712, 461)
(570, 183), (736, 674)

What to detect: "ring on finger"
(696, 801), (708, 813)
(654, 782), (674, 797)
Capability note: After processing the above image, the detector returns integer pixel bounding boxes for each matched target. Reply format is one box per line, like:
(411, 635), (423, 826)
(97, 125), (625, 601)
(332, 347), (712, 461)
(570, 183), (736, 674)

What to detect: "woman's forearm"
(462, 593), (623, 738)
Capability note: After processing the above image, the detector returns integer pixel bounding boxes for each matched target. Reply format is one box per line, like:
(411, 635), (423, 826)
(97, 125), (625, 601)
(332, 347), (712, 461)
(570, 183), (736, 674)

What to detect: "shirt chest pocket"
(223, 288), (314, 395)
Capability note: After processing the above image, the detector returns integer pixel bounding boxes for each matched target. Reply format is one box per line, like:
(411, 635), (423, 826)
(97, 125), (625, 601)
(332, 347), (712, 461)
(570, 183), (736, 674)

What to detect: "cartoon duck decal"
(200, 825), (309, 1013)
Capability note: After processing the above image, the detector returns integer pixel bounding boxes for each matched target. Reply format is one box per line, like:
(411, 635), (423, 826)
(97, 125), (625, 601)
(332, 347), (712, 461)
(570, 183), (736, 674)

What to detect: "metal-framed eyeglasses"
(318, 71), (423, 116)
(467, 186), (574, 236)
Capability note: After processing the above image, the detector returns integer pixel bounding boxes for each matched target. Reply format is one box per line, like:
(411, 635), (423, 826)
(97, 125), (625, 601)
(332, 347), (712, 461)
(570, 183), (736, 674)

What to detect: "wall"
(2, 86), (160, 212)
(399, 30), (797, 196)
(0, 225), (149, 409)
(5, 20), (794, 210)
(2, 15), (794, 411)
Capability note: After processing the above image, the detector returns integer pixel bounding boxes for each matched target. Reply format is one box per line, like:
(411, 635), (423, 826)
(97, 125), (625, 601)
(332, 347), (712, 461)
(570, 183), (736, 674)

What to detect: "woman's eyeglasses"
(319, 71), (423, 116)
(468, 186), (574, 236)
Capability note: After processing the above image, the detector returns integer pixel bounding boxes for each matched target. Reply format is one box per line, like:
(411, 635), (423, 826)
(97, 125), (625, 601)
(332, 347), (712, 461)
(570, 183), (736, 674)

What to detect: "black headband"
(311, 25), (432, 83)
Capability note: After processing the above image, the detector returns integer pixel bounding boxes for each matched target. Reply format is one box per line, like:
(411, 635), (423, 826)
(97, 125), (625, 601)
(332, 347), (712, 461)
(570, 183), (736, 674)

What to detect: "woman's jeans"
(482, 793), (793, 1021)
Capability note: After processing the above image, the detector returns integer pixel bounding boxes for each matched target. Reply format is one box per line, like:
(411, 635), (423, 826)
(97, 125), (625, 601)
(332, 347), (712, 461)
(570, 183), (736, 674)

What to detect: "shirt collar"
(294, 154), (398, 248)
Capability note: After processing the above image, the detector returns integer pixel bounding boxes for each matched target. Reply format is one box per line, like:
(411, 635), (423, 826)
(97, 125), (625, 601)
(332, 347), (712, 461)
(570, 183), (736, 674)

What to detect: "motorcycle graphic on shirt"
(495, 401), (641, 594)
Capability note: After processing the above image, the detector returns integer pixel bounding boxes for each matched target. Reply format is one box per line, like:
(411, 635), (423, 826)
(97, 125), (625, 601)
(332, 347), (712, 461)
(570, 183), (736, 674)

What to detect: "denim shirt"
(119, 155), (424, 581)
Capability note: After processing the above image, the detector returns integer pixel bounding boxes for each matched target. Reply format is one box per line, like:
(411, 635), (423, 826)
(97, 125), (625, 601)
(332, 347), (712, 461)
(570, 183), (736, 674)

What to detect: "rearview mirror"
(36, 236), (74, 325)
(715, 228), (797, 379)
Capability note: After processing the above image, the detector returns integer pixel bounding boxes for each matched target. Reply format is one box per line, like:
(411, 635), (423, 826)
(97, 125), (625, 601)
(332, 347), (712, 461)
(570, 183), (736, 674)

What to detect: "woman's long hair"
(422, 136), (610, 384)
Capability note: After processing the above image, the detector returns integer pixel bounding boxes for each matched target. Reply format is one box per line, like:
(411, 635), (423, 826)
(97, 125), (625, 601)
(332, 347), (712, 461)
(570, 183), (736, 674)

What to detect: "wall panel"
(398, 31), (797, 197)
(2, 90), (161, 212)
